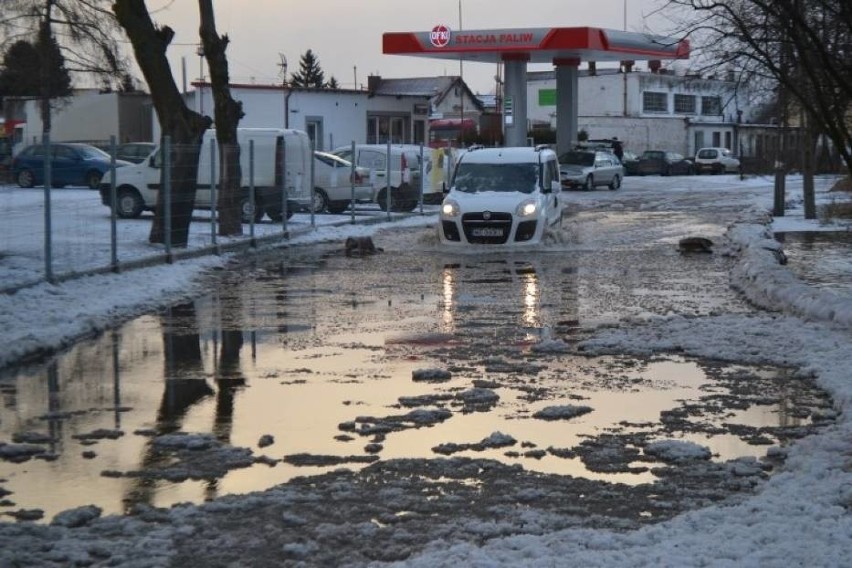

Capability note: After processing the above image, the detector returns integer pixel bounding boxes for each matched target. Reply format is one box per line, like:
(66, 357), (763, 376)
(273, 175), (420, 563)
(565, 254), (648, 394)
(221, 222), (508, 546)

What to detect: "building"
(527, 64), (777, 159)
(184, 78), (478, 151)
(11, 90), (152, 149)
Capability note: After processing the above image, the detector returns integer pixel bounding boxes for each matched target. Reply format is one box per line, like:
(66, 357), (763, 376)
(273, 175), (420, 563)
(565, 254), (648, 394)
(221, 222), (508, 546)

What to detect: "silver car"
(558, 149), (624, 191)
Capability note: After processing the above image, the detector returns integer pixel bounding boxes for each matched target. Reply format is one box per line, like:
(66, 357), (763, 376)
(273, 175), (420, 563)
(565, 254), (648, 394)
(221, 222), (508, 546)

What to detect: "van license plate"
(471, 227), (503, 237)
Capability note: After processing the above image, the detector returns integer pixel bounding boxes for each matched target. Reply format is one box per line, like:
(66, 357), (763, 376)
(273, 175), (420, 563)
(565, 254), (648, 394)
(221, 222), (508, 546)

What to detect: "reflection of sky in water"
(776, 232), (852, 294)
(0, 253), (827, 522)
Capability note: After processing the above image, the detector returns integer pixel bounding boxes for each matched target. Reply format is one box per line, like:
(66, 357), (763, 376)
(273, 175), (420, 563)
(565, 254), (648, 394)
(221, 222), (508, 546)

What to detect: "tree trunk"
(803, 113), (817, 220)
(113, 0), (211, 248)
(199, 0), (245, 237)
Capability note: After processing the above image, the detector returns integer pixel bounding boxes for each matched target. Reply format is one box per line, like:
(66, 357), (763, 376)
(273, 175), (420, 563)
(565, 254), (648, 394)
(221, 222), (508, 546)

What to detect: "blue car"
(11, 142), (131, 189)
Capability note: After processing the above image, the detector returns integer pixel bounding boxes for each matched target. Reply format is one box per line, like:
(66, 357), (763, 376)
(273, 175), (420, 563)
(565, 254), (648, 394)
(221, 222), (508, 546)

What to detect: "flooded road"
(0, 205), (835, 525)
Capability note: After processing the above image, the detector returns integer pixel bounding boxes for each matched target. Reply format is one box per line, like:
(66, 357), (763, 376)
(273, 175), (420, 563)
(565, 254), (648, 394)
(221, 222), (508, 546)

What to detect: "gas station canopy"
(383, 26), (689, 64)
(383, 26), (690, 151)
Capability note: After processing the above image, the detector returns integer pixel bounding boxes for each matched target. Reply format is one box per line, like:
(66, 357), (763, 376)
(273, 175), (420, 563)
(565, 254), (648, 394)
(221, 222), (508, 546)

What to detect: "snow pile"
(643, 439), (712, 463)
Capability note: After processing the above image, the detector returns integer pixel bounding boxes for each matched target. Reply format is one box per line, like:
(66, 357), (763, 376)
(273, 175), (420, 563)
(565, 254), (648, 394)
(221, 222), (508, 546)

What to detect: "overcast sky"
(144, 0), (673, 95)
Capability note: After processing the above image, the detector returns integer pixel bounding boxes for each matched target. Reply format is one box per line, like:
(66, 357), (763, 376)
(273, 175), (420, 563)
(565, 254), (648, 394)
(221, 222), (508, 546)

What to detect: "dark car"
(114, 142), (156, 164)
(11, 142), (132, 189)
(620, 150), (641, 176)
(637, 150), (694, 176)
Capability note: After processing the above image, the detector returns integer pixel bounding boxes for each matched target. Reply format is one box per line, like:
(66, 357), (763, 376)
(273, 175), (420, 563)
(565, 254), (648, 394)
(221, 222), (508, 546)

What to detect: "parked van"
(330, 144), (433, 211)
(438, 146), (563, 246)
(100, 128), (312, 221)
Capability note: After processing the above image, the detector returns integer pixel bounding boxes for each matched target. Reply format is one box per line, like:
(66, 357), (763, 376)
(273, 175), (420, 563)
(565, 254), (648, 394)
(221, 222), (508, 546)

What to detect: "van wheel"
(609, 175), (621, 190)
(311, 188), (329, 214)
(240, 196), (264, 223)
(86, 170), (102, 189)
(116, 187), (144, 218)
(584, 175), (594, 191)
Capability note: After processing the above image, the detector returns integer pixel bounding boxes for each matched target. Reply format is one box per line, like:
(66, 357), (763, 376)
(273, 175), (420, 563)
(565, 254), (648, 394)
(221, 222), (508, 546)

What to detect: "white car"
(330, 144), (425, 211)
(694, 147), (741, 174)
(311, 152), (373, 214)
(438, 146), (563, 246)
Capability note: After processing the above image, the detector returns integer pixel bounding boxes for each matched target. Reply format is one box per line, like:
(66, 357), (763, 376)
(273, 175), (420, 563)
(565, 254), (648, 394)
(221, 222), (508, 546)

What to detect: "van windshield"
(453, 162), (537, 194)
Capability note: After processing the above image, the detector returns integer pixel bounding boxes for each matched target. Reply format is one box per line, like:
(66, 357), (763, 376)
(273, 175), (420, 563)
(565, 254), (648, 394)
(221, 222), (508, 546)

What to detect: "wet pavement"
(0, 203), (836, 526)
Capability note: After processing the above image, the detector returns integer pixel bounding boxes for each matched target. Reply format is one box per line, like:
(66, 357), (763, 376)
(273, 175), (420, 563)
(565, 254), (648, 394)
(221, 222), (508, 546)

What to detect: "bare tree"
(663, 0), (852, 179)
(1, 0), (130, 138)
(113, 0), (211, 247)
(198, 0), (244, 237)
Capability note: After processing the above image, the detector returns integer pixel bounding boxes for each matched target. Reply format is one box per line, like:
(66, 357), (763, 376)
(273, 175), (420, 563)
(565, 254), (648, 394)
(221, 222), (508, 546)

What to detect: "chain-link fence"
(1, 135), (437, 293)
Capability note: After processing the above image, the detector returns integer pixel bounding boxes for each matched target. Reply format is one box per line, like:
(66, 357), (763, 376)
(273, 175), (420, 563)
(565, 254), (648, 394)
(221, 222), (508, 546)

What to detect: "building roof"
(370, 76), (485, 112)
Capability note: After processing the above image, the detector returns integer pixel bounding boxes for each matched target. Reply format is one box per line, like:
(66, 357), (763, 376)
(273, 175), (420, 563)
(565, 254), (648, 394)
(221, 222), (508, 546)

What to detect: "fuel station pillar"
(555, 58), (580, 156)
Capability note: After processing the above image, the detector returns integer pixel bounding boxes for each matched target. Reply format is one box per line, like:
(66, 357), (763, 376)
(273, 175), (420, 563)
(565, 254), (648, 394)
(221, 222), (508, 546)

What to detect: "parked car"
(311, 151), (373, 214)
(439, 145), (563, 246)
(558, 148), (624, 190)
(12, 142), (132, 189)
(114, 142), (157, 164)
(620, 150), (641, 176)
(636, 150), (694, 176)
(330, 144), (425, 212)
(694, 147), (741, 174)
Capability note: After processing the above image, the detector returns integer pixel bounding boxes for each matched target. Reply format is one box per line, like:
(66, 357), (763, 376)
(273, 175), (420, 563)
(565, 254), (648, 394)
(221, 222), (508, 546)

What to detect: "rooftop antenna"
(277, 53), (288, 86)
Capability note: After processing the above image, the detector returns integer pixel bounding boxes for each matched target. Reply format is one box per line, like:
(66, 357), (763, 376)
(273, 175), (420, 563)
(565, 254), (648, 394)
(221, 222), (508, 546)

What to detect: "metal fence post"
(42, 133), (54, 283)
(419, 143), (425, 214)
(210, 140), (218, 252)
(309, 137), (316, 228)
(281, 136), (288, 236)
(109, 135), (119, 272)
(164, 136), (172, 263)
(350, 140), (356, 224)
(249, 139), (256, 247)
(386, 138), (391, 221)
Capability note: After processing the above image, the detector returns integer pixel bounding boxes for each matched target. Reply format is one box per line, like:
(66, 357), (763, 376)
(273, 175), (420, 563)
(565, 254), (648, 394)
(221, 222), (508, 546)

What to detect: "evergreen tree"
(0, 38), (72, 98)
(289, 49), (325, 88)
(326, 76), (339, 89)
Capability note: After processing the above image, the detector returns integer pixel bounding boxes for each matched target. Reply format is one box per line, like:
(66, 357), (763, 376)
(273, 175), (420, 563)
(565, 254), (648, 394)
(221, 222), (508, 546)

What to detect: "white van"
(100, 128), (312, 221)
(438, 146), (563, 246)
(330, 144), (433, 211)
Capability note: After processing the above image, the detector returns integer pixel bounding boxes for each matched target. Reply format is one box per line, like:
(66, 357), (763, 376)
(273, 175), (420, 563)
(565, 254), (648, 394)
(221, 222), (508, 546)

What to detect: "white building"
(527, 65), (768, 157)
(183, 81), (432, 152)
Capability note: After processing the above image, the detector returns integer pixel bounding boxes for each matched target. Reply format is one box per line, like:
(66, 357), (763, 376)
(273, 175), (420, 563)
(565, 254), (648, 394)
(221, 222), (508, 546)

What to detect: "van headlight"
(441, 199), (460, 218)
(515, 199), (538, 218)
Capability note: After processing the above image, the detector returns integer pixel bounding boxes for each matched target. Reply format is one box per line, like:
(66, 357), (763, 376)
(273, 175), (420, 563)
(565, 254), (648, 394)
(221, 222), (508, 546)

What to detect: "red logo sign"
(430, 24), (451, 48)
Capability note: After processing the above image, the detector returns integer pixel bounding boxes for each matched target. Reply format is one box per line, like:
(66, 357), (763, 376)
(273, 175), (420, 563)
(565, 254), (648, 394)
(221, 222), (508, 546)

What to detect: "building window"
(367, 115), (409, 144)
(702, 96), (722, 116)
(712, 131), (721, 147)
(674, 94), (696, 114)
(642, 91), (668, 113)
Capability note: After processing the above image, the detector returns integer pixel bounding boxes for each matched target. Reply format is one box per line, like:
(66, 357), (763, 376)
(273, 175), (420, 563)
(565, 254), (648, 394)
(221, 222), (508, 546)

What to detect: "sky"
(0, 173), (851, 565)
(141, 0), (674, 95)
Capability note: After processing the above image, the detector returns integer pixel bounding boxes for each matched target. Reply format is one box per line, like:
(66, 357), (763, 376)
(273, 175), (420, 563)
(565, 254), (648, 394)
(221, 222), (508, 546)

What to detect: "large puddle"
(776, 231), (852, 294)
(0, 229), (834, 522)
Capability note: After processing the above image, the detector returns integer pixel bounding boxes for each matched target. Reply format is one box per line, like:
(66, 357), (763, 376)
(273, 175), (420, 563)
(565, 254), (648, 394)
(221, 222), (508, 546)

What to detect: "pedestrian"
(612, 137), (624, 162)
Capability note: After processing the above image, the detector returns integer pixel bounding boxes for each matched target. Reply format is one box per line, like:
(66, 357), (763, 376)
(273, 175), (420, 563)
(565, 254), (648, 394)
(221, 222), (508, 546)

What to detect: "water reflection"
(0, 245), (833, 522)
(775, 231), (852, 293)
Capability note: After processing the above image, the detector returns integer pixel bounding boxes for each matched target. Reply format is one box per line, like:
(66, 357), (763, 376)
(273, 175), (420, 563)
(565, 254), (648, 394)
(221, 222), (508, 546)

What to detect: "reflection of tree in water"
(124, 296), (247, 511)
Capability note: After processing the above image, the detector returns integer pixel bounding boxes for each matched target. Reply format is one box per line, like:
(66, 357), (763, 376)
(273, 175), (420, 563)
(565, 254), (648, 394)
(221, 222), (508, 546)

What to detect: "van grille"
(461, 212), (512, 244)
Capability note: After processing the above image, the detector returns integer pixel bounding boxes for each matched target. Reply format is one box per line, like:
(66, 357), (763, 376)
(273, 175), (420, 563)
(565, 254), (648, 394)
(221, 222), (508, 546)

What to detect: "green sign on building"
(538, 89), (557, 106)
